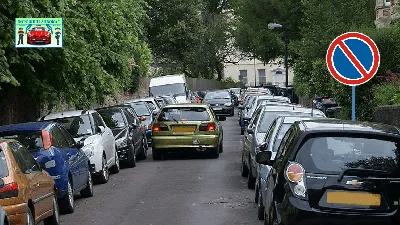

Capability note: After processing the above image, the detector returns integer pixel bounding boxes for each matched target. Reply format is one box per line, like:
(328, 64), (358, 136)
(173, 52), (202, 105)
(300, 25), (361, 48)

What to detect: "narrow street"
(60, 114), (263, 225)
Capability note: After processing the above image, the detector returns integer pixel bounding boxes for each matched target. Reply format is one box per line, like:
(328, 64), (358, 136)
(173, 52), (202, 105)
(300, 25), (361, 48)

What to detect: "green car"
(151, 104), (225, 159)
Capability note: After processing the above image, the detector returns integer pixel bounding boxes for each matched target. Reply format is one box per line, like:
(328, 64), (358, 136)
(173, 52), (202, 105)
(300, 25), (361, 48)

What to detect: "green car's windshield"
(158, 108), (211, 121)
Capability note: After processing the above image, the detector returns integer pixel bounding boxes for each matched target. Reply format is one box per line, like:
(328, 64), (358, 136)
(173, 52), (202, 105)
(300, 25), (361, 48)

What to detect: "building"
(223, 57), (294, 87)
(375, 0), (400, 28)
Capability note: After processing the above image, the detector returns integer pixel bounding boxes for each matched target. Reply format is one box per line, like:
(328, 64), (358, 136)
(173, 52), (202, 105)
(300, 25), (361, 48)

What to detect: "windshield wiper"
(337, 168), (391, 182)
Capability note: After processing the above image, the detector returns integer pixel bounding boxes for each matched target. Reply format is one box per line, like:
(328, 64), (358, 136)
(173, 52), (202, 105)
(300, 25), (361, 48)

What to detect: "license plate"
(172, 126), (196, 132)
(326, 191), (381, 206)
(213, 107), (222, 110)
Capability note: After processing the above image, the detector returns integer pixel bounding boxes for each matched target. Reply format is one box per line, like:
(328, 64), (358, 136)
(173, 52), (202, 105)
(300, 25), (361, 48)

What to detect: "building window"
(239, 70), (248, 84)
(258, 69), (266, 85)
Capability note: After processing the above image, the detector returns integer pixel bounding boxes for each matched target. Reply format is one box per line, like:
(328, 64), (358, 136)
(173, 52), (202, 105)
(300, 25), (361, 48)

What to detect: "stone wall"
(373, 105), (400, 126)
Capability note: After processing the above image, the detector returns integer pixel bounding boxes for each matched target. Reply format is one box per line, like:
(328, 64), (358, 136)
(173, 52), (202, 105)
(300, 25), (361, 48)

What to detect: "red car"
(27, 26), (51, 45)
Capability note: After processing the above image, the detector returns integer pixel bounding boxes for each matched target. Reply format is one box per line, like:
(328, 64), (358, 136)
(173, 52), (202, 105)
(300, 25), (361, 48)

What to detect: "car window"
(132, 103), (151, 116)
(275, 127), (294, 160)
(272, 123), (292, 152)
(51, 126), (69, 148)
(249, 108), (262, 129)
(48, 115), (93, 138)
(0, 132), (43, 153)
(146, 102), (156, 111)
(92, 112), (106, 128)
(264, 119), (278, 145)
(9, 142), (30, 174)
(98, 108), (126, 129)
(0, 147), (8, 178)
(158, 107), (211, 121)
(122, 108), (136, 125)
(58, 126), (76, 148)
(204, 91), (231, 100)
(296, 136), (400, 174)
(17, 143), (40, 172)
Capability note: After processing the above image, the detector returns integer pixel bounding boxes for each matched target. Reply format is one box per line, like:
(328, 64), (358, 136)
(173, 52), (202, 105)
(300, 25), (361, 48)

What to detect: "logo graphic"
(346, 180), (364, 186)
(326, 32), (380, 86)
(15, 18), (64, 48)
(193, 140), (200, 145)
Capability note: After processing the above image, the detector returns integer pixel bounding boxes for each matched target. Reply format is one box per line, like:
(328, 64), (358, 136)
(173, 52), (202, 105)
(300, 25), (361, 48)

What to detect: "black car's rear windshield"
(97, 109), (126, 129)
(296, 136), (399, 174)
(158, 108), (211, 121)
(132, 104), (150, 116)
(0, 132), (43, 153)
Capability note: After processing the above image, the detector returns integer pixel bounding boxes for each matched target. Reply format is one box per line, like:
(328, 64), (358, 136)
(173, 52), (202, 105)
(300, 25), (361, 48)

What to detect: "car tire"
(255, 182), (259, 203)
(219, 140), (223, 153)
(27, 206), (34, 225)
(138, 137), (148, 160)
(258, 193), (265, 220)
(241, 154), (249, 177)
(60, 179), (74, 214)
(110, 150), (120, 174)
(240, 127), (244, 135)
(44, 195), (60, 225)
(247, 165), (256, 189)
(210, 145), (220, 159)
(152, 147), (161, 160)
(96, 156), (109, 184)
(80, 170), (94, 198)
(126, 144), (136, 168)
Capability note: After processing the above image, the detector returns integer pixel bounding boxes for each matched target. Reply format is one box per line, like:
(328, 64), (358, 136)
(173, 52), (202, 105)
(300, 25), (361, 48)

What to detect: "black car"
(256, 119), (400, 225)
(202, 90), (234, 116)
(96, 106), (147, 167)
(121, 101), (154, 144)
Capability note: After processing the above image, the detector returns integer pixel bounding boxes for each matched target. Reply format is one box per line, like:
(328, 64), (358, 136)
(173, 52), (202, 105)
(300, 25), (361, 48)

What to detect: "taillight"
(0, 182), (19, 199)
(199, 122), (216, 131)
(152, 124), (168, 132)
(285, 162), (307, 198)
(42, 130), (52, 150)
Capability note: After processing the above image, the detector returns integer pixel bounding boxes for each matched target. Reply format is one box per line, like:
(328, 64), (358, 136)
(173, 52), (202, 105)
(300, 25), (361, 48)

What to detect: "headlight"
(116, 138), (128, 148)
(224, 102), (232, 107)
(82, 144), (95, 158)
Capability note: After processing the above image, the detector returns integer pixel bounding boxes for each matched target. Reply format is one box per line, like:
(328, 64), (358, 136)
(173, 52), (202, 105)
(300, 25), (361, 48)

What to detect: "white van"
(149, 74), (190, 103)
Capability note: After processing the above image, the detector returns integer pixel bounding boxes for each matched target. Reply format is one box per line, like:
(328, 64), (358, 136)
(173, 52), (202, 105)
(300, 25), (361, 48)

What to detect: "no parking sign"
(325, 32), (380, 120)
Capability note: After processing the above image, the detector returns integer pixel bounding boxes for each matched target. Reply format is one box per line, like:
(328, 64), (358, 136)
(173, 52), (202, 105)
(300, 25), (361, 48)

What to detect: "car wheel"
(210, 145), (220, 159)
(265, 202), (277, 225)
(258, 193), (265, 220)
(240, 127), (244, 135)
(110, 149), (120, 174)
(152, 147), (161, 160)
(219, 140), (223, 153)
(247, 165), (256, 189)
(138, 137), (148, 160)
(241, 154), (249, 177)
(26, 207), (34, 225)
(96, 156), (109, 184)
(255, 182), (259, 203)
(80, 170), (94, 198)
(126, 144), (136, 168)
(60, 179), (74, 214)
(44, 195), (60, 225)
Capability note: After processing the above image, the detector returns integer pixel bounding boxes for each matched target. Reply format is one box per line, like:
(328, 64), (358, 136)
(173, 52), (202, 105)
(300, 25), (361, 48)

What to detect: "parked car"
(27, 26), (51, 45)
(154, 96), (168, 108)
(202, 90), (234, 116)
(151, 104), (225, 159)
(0, 139), (60, 224)
(0, 122), (93, 214)
(160, 95), (178, 105)
(40, 110), (119, 184)
(96, 106), (147, 167)
(0, 207), (8, 225)
(122, 101), (153, 144)
(256, 119), (400, 224)
(128, 97), (161, 116)
(241, 105), (326, 190)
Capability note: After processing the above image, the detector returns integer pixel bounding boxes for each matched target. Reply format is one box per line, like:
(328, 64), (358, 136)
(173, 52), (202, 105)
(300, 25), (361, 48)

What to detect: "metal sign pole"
(352, 86), (356, 121)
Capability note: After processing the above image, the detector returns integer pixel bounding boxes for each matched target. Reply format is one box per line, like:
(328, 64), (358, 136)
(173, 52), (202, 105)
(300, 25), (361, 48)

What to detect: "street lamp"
(268, 23), (288, 88)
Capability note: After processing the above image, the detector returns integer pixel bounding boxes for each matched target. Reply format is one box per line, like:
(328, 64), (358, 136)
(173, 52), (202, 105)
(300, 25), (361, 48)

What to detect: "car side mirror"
(217, 116), (226, 121)
(140, 116), (147, 121)
(96, 126), (105, 134)
(257, 142), (268, 152)
(255, 151), (273, 165)
(76, 140), (85, 149)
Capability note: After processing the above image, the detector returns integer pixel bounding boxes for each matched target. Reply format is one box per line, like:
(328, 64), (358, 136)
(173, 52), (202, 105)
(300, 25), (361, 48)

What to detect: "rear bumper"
(278, 196), (396, 224)
(152, 135), (219, 149)
(212, 107), (233, 115)
(3, 203), (28, 225)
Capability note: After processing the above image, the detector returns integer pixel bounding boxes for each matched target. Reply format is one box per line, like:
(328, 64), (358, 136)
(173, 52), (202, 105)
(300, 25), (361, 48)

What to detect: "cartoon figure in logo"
(27, 26), (51, 45)
(17, 28), (24, 45)
(55, 28), (61, 45)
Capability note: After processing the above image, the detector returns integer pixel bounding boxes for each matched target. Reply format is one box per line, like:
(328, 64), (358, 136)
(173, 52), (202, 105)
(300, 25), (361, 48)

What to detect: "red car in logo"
(27, 26), (51, 45)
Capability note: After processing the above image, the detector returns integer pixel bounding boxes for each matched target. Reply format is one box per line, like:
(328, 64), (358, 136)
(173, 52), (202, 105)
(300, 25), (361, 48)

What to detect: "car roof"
(281, 116), (328, 124)
(42, 110), (96, 120)
(298, 119), (400, 134)
(163, 104), (209, 109)
(260, 105), (325, 116)
(0, 122), (54, 133)
(96, 106), (124, 111)
(128, 97), (155, 102)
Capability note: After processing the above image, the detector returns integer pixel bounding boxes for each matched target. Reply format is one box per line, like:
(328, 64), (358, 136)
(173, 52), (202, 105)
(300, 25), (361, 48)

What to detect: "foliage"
(0, 0), (151, 108)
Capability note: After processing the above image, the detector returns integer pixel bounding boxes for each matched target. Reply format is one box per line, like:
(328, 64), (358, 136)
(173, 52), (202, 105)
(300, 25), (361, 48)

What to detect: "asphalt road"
(60, 113), (263, 225)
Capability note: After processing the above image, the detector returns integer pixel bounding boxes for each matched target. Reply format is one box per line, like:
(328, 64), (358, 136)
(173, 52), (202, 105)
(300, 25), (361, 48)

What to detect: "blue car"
(0, 122), (94, 214)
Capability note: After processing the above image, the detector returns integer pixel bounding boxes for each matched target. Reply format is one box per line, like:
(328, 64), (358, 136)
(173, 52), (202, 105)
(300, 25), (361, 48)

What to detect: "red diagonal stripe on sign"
(337, 41), (368, 78)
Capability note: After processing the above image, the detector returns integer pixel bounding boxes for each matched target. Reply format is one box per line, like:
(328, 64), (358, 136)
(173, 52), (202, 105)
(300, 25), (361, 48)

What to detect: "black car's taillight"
(152, 124), (169, 132)
(0, 182), (19, 199)
(285, 162), (307, 199)
(199, 122), (216, 131)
